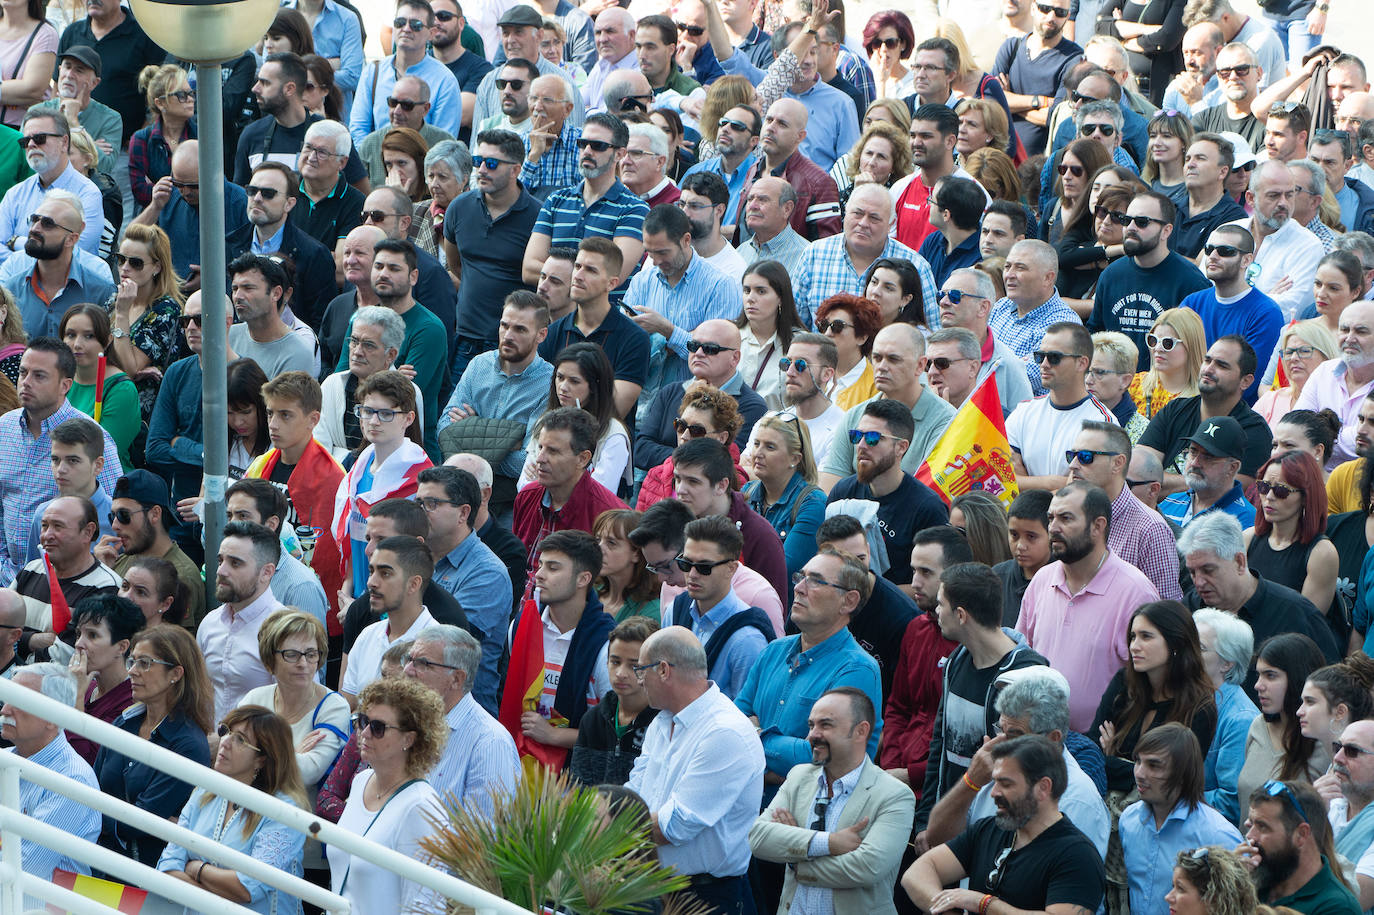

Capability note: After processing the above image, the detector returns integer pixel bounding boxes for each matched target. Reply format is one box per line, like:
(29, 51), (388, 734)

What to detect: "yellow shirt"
(834, 360), (878, 411)
(1328, 457), (1365, 514)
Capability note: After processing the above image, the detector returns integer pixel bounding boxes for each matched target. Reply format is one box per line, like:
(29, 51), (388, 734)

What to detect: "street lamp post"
(125, 0), (277, 606)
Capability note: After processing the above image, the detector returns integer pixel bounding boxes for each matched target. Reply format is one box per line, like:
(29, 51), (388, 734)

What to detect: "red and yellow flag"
(916, 372), (1019, 508)
(48, 868), (148, 914)
(498, 599), (569, 772)
(1273, 317), (1297, 391)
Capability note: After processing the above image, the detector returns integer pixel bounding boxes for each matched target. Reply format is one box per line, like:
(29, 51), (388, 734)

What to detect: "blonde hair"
(699, 75), (756, 147)
(863, 97), (911, 132)
(1281, 318), (1340, 362)
(963, 146), (1020, 202)
(1137, 307), (1205, 402)
(67, 127), (98, 175)
(752, 412), (817, 484)
(1091, 331), (1140, 374)
(138, 64), (190, 126)
(121, 223), (185, 305)
(955, 98), (1011, 158)
(845, 121), (912, 186)
(0, 285), (25, 346)
(933, 19), (980, 80)
(256, 608), (328, 672)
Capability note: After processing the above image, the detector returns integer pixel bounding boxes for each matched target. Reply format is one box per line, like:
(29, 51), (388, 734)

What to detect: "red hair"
(1252, 450), (1327, 543)
(816, 293), (883, 357)
(862, 10), (915, 57)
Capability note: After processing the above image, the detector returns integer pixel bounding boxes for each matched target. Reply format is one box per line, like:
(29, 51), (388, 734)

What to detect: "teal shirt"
(34, 98), (123, 176)
(1272, 858), (1362, 915)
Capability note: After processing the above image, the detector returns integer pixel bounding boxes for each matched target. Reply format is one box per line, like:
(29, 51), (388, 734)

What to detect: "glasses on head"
(1262, 779), (1309, 824)
(178, 313), (203, 328)
(674, 20), (706, 36)
(673, 417), (711, 438)
(1057, 163), (1084, 177)
(1203, 243), (1244, 257)
(115, 253), (149, 271)
(159, 89), (195, 103)
(1216, 64), (1253, 78)
(17, 132), (56, 149)
(1282, 344), (1318, 359)
(1094, 205), (1126, 222)
(685, 340), (734, 356)
(402, 652), (461, 672)
(631, 659), (674, 680)
(1256, 479), (1299, 499)
(816, 318), (851, 334)
(360, 209), (394, 223)
(575, 137), (614, 152)
(929, 356), (974, 372)
(791, 570), (852, 592)
(28, 213), (77, 234)
(216, 723), (263, 753)
(474, 155), (517, 171)
(1145, 333), (1180, 351)
(353, 405), (400, 422)
(386, 96), (424, 112)
(1033, 350), (1081, 365)
(109, 506), (149, 525)
(245, 185), (281, 201)
(1334, 740), (1373, 760)
(393, 16), (427, 31)
(1080, 122), (1117, 137)
(494, 77), (526, 91)
(939, 289), (987, 305)
(848, 429), (907, 447)
(274, 648), (321, 663)
(347, 335), (382, 352)
(778, 356), (811, 373)
(126, 655), (175, 672)
(1112, 212), (1165, 228)
(718, 116), (753, 134)
(675, 555), (733, 575)
(1066, 448), (1121, 465)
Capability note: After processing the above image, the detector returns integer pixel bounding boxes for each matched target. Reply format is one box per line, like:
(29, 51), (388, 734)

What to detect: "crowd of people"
(5, 0), (1374, 913)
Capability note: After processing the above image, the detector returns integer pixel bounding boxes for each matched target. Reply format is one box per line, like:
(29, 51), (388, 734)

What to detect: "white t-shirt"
(327, 771), (442, 914)
(804, 402), (847, 464)
(340, 607), (437, 697)
(1006, 394), (1117, 477)
(702, 243), (748, 283)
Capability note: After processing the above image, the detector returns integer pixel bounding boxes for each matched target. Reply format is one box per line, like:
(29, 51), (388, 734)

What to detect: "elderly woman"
(1193, 609), (1259, 826)
(418, 139), (471, 263)
(68, 594), (145, 765)
(327, 676), (446, 914)
(157, 707), (307, 914)
(829, 99), (910, 192)
(834, 121), (911, 215)
(1087, 332), (1148, 441)
(317, 306), (419, 460)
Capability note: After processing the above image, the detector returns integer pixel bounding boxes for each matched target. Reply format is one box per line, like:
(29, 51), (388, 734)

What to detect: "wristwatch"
(111, 326), (127, 339)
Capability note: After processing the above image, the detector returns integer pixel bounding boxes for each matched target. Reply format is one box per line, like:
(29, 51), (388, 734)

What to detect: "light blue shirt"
(284, 0), (363, 94)
(270, 550), (329, 630)
(0, 163), (105, 255)
(793, 234), (932, 330)
(687, 589), (770, 699)
(349, 55), (463, 144)
(249, 221), (286, 255)
(0, 246), (116, 340)
(786, 78), (860, 174)
(14, 734), (102, 910)
(1205, 682), (1260, 825)
(1161, 78), (1222, 115)
(625, 250), (742, 361)
(1120, 798), (1242, 915)
(431, 531), (513, 714)
(432, 692), (520, 819)
(438, 351), (554, 479)
(791, 759), (866, 915)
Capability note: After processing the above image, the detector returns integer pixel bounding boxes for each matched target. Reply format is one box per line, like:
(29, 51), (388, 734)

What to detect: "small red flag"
(498, 598), (569, 771)
(44, 552), (70, 635)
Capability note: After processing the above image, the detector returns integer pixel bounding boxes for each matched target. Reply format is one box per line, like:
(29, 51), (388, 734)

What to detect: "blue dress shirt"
(432, 531), (515, 714)
(685, 589), (770, 698)
(0, 246), (116, 340)
(1205, 682), (1260, 825)
(1119, 798), (1242, 915)
(15, 734), (102, 909)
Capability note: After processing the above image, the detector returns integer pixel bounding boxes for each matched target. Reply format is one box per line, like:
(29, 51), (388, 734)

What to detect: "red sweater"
(878, 612), (957, 794)
(513, 473), (627, 593)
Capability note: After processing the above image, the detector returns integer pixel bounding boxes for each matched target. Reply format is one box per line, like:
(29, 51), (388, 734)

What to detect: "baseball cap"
(1217, 130), (1257, 171)
(113, 470), (173, 517)
(1184, 416), (1246, 461)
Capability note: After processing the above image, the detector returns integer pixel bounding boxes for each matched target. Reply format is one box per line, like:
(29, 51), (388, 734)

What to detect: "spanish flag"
(1273, 317), (1297, 391)
(48, 868), (148, 914)
(498, 599), (569, 772)
(916, 371), (1019, 509)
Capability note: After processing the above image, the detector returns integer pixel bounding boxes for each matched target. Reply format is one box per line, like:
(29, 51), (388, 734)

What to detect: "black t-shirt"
(827, 474), (950, 585)
(445, 50), (494, 92)
(1172, 194), (1250, 259)
(993, 558), (1033, 628)
(234, 114), (367, 186)
(539, 306), (651, 393)
(1089, 252), (1210, 372)
(947, 815), (1105, 913)
(341, 581), (474, 653)
(848, 574), (918, 702)
(267, 460), (300, 529)
(1191, 105), (1264, 151)
(1138, 394), (1274, 478)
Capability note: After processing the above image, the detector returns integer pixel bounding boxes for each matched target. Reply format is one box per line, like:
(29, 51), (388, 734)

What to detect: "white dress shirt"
(197, 586), (281, 722)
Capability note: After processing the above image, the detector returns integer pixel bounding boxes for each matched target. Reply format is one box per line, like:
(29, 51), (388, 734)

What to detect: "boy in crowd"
(993, 490), (1053, 628)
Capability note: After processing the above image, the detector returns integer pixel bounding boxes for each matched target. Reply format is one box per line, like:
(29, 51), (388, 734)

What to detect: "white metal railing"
(0, 677), (532, 915)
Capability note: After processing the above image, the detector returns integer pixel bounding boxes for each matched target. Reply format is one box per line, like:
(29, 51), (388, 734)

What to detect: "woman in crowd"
(69, 128), (120, 262)
(117, 555), (188, 629)
(333, 370), (431, 598)
(834, 121), (911, 213)
(743, 411), (825, 580)
(381, 126), (430, 205)
(635, 383), (744, 510)
(1193, 608), (1259, 825)
(68, 595), (145, 765)
(737, 259), (805, 408)
(0, 0), (56, 129)
(129, 64), (196, 209)
(106, 223), (184, 419)
(60, 303), (139, 471)
(933, 18), (1016, 157)
(262, 8), (314, 56)
(158, 706), (308, 914)
(1041, 138), (1112, 245)
(0, 286), (24, 384)
(1245, 450), (1340, 635)
(301, 53), (342, 121)
(1142, 109), (1192, 206)
(96, 624), (213, 866)
(418, 140), (468, 264)
(570, 616), (659, 786)
(1088, 332), (1149, 441)
(1092, 600), (1218, 793)
(863, 10), (914, 99)
(650, 108), (696, 182)
(949, 491), (1012, 567)
(817, 293), (883, 410)
(829, 99), (910, 190)
(1090, 164), (1150, 209)
(327, 676), (446, 914)
(1165, 845), (1258, 915)
(1057, 182), (1132, 310)
(1268, 408), (1340, 470)
(1254, 319), (1338, 425)
(963, 147), (1020, 204)
(1237, 632), (1331, 808)
(1130, 307), (1205, 420)
(1312, 250), (1366, 337)
(955, 98), (1011, 160)
(593, 510), (661, 624)
(228, 358), (271, 479)
(1301, 655), (1374, 800)
(521, 344), (630, 497)
(974, 259), (1007, 301)
(863, 256), (925, 328)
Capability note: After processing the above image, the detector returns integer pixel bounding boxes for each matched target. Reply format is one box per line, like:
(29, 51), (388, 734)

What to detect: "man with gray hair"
(521, 73), (582, 201)
(443, 452), (529, 604)
(988, 240), (1084, 397)
(939, 268), (1033, 410)
(1287, 159), (1336, 251)
(0, 110), (103, 255)
(1192, 43), (1266, 150)
(1238, 159), (1325, 319)
(923, 667), (1111, 859)
(291, 118), (366, 251)
(403, 624), (519, 819)
(627, 626), (764, 912)
(735, 176), (811, 275)
(1075, 99), (1125, 161)
(1180, 0), (1284, 92)
(0, 187), (114, 338)
(925, 328), (982, 409)
(619, 122), (679, 207)
(601, 69), (653, 117)
(1162, 22), (1226, 113)
(356, 76), (455, 188)
(0, 588), (25, 677)
(1, 661), (102, 907)
(316, 306), (424, 459)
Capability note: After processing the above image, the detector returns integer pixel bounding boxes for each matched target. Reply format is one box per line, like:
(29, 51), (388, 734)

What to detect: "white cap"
(1217, 130), (1258, 170)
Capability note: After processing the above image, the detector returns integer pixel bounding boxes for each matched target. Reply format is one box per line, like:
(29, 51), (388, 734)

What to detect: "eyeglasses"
(402, 652), (461, 672)
(386, 96), (424, 111)
(848, 429), (908, 447)
(631, 659), (674, 680)
(939, 289), (987, 305)
(575, 137), (615, 152)
(1066, 448), (1121, 465)
(417, 497), (461, 512)
(1334, 740), (1374, 760)
(675, 198), (713, 211)
(245, 185), (281, 201)
(360, 210), (394, 223)
(353, 405), (401, 422)
(1088, 367), (1128, 378)
(718, 116), (753, 134)
(494, 78), (527, 91)
(1080, 123), (1117, 137)
(778, 356), (811, 373)
(126, 655), (175, 672)
(274, 648), (321, 663)
(1203, 243), (1244, 257)
(352, 712), (410, 739)
(28, 213), (77, 234)
(675, 555), (733, 575)
(393, 16), (427, 31)
(929, 356), (975, 372)
(816, 318), (851, 334)
(673, 417), (711, 438)
(1033, 350), (1082, 365)
(1034, 2), (1069, 14)
(474, 155), (517, 171)
(109, 506), (149, 525)
(870, 36), (902, 49)
(347, 335), (382, 352)
(1256, 479), (1299, 499)
(1112, 212), (1166, 228)
(17, 132), (57, 149)
(1094, 205), (1126, 222)
(1281, 345), (1318, 359)
(159, 89), (195, 103)
(1262, 779), (1309, 824)
(644, 557), (677, 575)
(178, 313), (203, 328)
(115, 253), (149, 271)
(685, 340), (734, 355)
(1145, 333), (1180, 351)
(791, 570), (852, 592)
(1216, 64), (1253, 78)
(216, 723), (263, 753)
(674, 20), (705, 36)
(1057, 163), (1084, 177)
(300, 143), (342, 161)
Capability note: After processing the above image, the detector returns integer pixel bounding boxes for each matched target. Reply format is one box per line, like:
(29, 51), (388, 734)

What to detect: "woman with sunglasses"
(1254, 319), (1339, 426)
(815, 293), (883, 410)
(742, 411), (825, 581)
(96, 623), (214, 866)
(835, 121), (912, 216)
(129, 64), (196, 210)
(1244, 450), (1339, 628)
(1237, 633), (1330, 813)
(1130, 307), (1205, 420)
(105, 223), (185, 419)
(58, 303), (139, 470)
(862, 256), (926, 329)
(327, 676), (446, 914)
(157, 705), (308, 914)
(862, 10), (914, 99)
(635, 382), (744, 510)
(301, 53), (343, 122)
(118, 555), (189, 629)
(67, 594), (144, 765)
(1143, 110), (1193, 207)
(737, 260), (805, 408)
(1042, 138), (1112, 250)
(1057, 181), (1132, 310)
(592, 510), (661, 624)
(1164, 845), (1258, 915)
(520, 343), (630, 496)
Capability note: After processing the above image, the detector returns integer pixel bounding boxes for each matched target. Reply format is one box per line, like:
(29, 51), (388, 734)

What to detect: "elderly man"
(131, 141), (250, 279)
(601, 69), (654, 117)
(734, 176), (811, 274)
(620, 122), (680, 207)
(1327, 719), (1374, 910)
(925, 328), (983, 409)
(0, 589), (26, 676)
(734, 99), (841, 242)
(1163, 22), (1226, 114)
(356, 76), (455, 188)
(1337, 92), (1374, 137)
(1192, 43), (1265, 150)
(0, 110), (102, 255)
(348, 0), (461, 141)
(318, 224), (385, 370)
(1158, 416), (1256, 530)
(1, 663), (102, 908)
(1044, 66), (1146, 164)
(635, 318), (767, 468)
(1174, 132), (1249, 259)
(473, 5), (584, 132)
(583, 8), (638, 111)
(520, 74), (582, 201)
(316, 306), (424, 459)
(35, 47), (121, 175)
(794, 185), (933, 329)
(1311, 130), (1374, 237)
(938, 268), (1033, 410)
(987, 240), (1084, 396)
(290, 118), (366, 251)
(1296, 301), (1374, 468)
(0, 189), (114, 339)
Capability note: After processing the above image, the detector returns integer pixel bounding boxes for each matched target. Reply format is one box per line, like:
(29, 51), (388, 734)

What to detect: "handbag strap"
(337, 776), (422, 893)
(0, 21), (45, 123)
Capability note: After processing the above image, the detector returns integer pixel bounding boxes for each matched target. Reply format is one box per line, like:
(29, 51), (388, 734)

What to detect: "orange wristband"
(963, 772), (982, 792)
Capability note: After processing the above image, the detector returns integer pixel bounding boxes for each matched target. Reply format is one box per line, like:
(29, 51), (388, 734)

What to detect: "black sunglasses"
(575, 137), (614, 152)
(360, 209), (393, 223)
(387, 96), (422, 111)
(718, 116), (753, 134)
(1203, 243), (1244, 257)
(245, 185), (281, 201)
(1033, 350), (1082, 365)
(393, 16), (427, 31)
(674, 20), (705, 36)
(1256, 479), (1298, 499)
(28, 213), (76, 234)
(674, 417), (710, 437)
(433, 9), (458, 20)
(352, 712), (410, 739)
(1112, 212), (1166, 228)
(870, 36), (902, 49)
(495, 78), (526, 91)
(1035, 2), (1069, 14)
(17, 132), (57, 149)
(1070, 90), (1101, 104)
(109, 506), (149, 525)
(685, 340), (734, 355)
(1080, 122), (1117, 137)
(160, 89), (195, 103)
(1334, 740), (1373, 760)
(1057, 163), (1084, 177)
(116, 253), (148, 271)
(929, 356), (974, 372)
(1094, 205), (1126, 221)
(816, 318), (851, 334)
(675, 555), (733, 575)
(1216, 64), (1253, 78)
(178, 313), (203, 328)
(171, 178), (198, 191)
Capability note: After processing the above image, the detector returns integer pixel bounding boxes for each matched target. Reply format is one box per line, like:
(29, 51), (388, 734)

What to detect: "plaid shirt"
(1306, 216), (1338, 252)
(520, 122), (582, 201)
(792, 235), (935, 330)
(988, 292), (1084, 396)
(1108, 484), (1184, 601)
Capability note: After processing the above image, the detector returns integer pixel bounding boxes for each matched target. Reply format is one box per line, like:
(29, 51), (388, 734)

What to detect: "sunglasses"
(1203, 243), (1244, 257)
(28, 213), (76, 234)
(1216, 64), (1253, 78)
(1057, 163), (1084, 177)
(160, 89), (195, 103)
(116, 253), (149, 271)
(939, 289), (986, 305)
(929, 356), (974, 372)
(1112, 212), (1166, 228)
(778, 356), (811, 373)
(361, 209), (394, 223)
(1033, 350), (1081, 365)
(1094, 206), (1127, 222)
(171, 178), (199, 190)
(685, 340), (734, 355)
(1256, 479), (1299, 499)
(675, 555), (732, 574)
(433, 9), (458, 20)
(178, 313), (203, 328)
(575, 137), (614, 152)
(674, 417), (710, 438)
(1145, 333), (1180, 351)
(718, 116), (753, 134)
(387, 96), (422, 111)
(674, 20), (706, 36)
(848, 429), (906, 447)
(1334, 740), (1374, 760)
(1080, 123), (1117, 137)
(1262, 780), (1308, 824)
(1035, 2), (1069, 14)
(393, 16), (427, 31)
(216, 723), (263, 753)
(494, 78), (526, 91)
(870, 36), (902, 48)
(1066, 449), (1120, 465)
(352, 712), (410, 739)
(109, 506), (149, 525)
(816, 318), (851, 334)
(17, 132), (56, 148)
(474, 155), (517, 170)
(1070, 90), (1102, 104)
(245, 185), (281, 201)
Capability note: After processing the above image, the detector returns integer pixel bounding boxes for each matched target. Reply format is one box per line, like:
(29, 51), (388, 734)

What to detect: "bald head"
(762, 98), (809, 162)
(0, 588), (23, 628)
(694, 318), (742, 348)
(641, 626), (708, 677)
(345, 224), (386, 248)
(444, 452), (494, 490)
(532, 73), (573, 106)
(874, 322), (926, 359)
(604, 68), (651, 112)
(1183, 22), (1223, 54)
(845, 184), (895, 255)
(1338, 92), (1374, 131)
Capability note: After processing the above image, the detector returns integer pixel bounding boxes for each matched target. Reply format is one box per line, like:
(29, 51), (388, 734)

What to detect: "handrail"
(0, 676), (531, 915)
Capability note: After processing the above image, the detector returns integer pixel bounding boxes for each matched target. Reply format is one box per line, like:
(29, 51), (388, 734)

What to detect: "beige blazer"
(748, 758), (915, 915)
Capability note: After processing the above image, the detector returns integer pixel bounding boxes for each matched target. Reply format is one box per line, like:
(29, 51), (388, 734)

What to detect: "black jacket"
(226, 218), (339, 327)
(569, 691), (657, 786)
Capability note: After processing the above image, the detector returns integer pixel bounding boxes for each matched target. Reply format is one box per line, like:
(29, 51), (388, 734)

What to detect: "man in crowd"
(520, 75), (582, 201)
(734, 99), (841, 242)
(474, 6), (584, 136)
(1159, 416), (1257, 529)
(1174, 132), (1250, 259)
(772, 23), (856, 173)
(133, 142), (250, 279)
(1291, 159), (1337, 251)
(481, 59), (538, 137)
(443, 453), (528, 605)
(918, 177), (984, 289)
(734, 176), (812, 274)
(357, 76), (454, 188)
(781, 333), (845, 458)
(22, 417), (112, 571)
(682, 104), (760, 223)
(1191, 43), (1265, 150)
(291, 119), (365, 251)
(0, 189), (113, 339)
(1328, 719), (1374, 910)
(1162, 22), (1225, 114)
(56, 0), (165, 146)
(0, 112), (103, 256)
(582, 9), (638, 111)
(38, 47), (120, 173)
(938, 268), (1033, 409)
(536, 247), (576, 321)
(199, 522), (282, 720)
(1329, 390), (1374, 514)
(893, 105), (970, 252)
(988, 240), (1084, 397)
(600, 69), (654, 117)
(223, 479), (329, 628)
(993, 0), (1084, 154)
(636, 17), (699, 98)
(1182, 0), (1284, 90)
(679, 172), (747, 281)
(1311, 129), (1374, 237)
(1296, 301), (1374, 467)
(226, 252), (316, 378)
(315, 307), (418, 460)
(619, 123), (680, 207)
(1239, 160), (1325, 319)
(358, 186), (458, 348)
(979, 201), (1028, 261)
(348, 0), (461, 141)
(13, 496), (119, 657)
(1241, 780), (1362, 913)
(925, 328), (983, 409)
(340, 535), (437, 704)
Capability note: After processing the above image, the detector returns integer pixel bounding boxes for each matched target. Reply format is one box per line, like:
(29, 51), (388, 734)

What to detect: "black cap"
(113, 470), (172, 518)
(496, 5), (543, 28)
(1185, 416), (1245, 462)
(59, 46), (101, 78)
